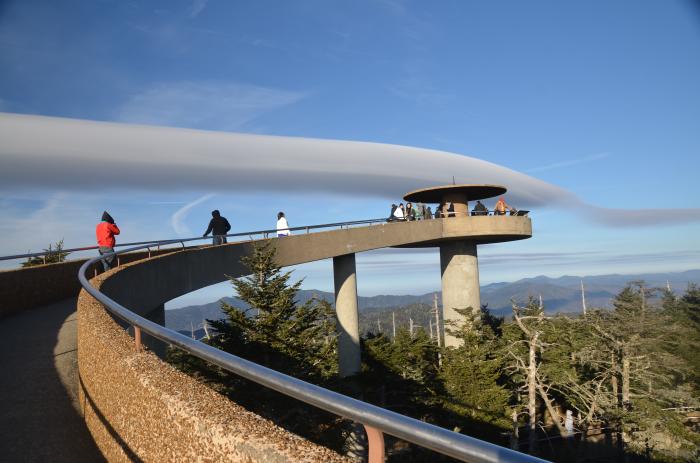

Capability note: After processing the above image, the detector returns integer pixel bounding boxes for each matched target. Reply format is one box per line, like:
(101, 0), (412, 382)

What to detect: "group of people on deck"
(387, 197), (516, 222)
(388, 202), (431, 221)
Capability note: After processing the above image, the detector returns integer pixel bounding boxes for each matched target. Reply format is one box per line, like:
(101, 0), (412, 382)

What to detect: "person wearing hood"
(387, 203), (398, 222)
(203, 210), (231, 245)
(472, 200), (488, 216)
(96, 211), (120, 271)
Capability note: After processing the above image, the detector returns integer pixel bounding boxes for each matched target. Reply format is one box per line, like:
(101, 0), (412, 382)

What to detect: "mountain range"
(165, 269), (700, 335)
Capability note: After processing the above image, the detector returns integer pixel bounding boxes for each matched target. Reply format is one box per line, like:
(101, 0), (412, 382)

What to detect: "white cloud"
(1, 113), (699, 228)
(171, 193), (215, 236)
(0, 193), (127, 266)
(526, 152), (610, 173)
(116, 81), (305, 131)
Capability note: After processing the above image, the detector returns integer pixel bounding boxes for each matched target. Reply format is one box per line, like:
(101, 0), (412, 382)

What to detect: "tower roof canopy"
(403, 184), (507, 204)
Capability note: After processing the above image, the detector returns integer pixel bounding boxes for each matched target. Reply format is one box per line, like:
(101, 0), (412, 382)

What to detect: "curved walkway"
(77, 216), (533, 462)
(0, 298), (104, 462)
(0, 216), (532, 462)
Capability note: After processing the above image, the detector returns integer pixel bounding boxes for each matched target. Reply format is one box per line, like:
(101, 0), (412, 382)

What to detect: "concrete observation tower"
(402, 184), (532, 347)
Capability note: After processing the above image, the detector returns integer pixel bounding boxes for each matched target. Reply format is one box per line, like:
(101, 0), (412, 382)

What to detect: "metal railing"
(2, 213), (529, 264)
(76, 218), (546, 463)
(430, 210), (529, 218)
(0, 218), (389, 263)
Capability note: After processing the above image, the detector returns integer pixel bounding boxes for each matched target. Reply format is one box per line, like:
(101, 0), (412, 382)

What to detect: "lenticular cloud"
(1, 112), (698, 227)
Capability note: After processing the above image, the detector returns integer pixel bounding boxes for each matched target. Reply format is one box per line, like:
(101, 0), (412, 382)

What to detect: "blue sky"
(1, 0), (699, 306)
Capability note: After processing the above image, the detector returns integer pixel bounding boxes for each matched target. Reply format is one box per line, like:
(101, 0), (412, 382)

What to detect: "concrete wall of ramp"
(77, 218), (531, 461)
(78, 280), (350, 462)
(0, 249), (178, 319)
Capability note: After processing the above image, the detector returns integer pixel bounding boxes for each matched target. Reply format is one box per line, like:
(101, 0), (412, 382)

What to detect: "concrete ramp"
(0, 298), (104, 462)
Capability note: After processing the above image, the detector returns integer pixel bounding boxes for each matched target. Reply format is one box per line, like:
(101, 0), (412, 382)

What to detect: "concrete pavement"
(0, 298), (103, 462)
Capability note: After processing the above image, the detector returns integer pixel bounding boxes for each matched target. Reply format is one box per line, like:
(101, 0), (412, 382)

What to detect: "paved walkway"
(0, 298), (104, 462)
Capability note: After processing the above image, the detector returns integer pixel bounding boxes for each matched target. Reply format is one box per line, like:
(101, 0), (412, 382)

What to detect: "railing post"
(364, 425), (385, 463)
(134, 326), (142, 352)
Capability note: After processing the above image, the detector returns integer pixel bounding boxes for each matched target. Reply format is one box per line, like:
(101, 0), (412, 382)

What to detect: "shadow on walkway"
(0, 298), (104, 462)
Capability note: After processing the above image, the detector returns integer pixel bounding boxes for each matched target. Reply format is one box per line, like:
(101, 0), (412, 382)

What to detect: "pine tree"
(169, 242), (342, 449)
(207, 241), (338, 383)
(22, 239), (70, 267)
(582, 284), (700, 460)
(440, 306), (510, 429)
(362, 328), (441, 416)
(662, 284), (700, 395)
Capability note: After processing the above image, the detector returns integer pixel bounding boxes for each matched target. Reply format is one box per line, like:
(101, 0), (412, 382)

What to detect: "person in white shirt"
(393, 203), (406, 221)
(276, 212), (291, 237)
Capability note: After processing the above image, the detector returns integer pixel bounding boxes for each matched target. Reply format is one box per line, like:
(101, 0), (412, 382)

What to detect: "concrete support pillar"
(443, 192), (469, 217)
(440, 240), (481, 347)
(143, 304), (166, 358)
(333, 253), (361, 377)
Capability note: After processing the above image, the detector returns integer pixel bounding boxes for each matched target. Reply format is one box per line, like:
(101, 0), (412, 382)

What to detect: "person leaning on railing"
(493, 197), (515, 216)
(437, 201), (455, 218)
(414, 203), (424, 220)
(203, 210), (231, 245)
(471, 200), (488, 216)
(405, 202), (416, 221)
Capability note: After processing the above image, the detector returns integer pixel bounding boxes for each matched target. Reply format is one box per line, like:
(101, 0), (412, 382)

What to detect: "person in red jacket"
(96, 211), (120, 271)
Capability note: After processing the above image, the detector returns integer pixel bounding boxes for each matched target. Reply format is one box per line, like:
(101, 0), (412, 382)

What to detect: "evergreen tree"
(581, 284), (700, 461)
(362, 328), (441, 417)
(207, 242), (338, 383)
(662, 284), (700, 396)
(169, 242), (341, 449)
(440, 307), (510, 428)
(22, 239), (70, 267)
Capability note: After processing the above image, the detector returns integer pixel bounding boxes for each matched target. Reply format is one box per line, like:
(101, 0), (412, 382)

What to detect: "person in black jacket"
(471, 200), (488, 216)
(387, 203), (398, 222)
(203, 210), (231, 245)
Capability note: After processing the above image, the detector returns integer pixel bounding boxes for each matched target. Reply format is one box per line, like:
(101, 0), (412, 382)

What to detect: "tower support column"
(440, 240), (481, 347)
(333, 253), (361, 377)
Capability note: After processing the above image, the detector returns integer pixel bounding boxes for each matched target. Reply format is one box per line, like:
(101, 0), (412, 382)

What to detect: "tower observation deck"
(403, 184), (531, 347)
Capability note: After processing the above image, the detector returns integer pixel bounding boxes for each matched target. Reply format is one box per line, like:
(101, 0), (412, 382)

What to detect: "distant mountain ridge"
(165, 269), (700, 333)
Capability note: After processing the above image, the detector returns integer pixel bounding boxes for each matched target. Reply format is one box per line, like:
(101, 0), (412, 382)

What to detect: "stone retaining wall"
(0, 249), (178, 319)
